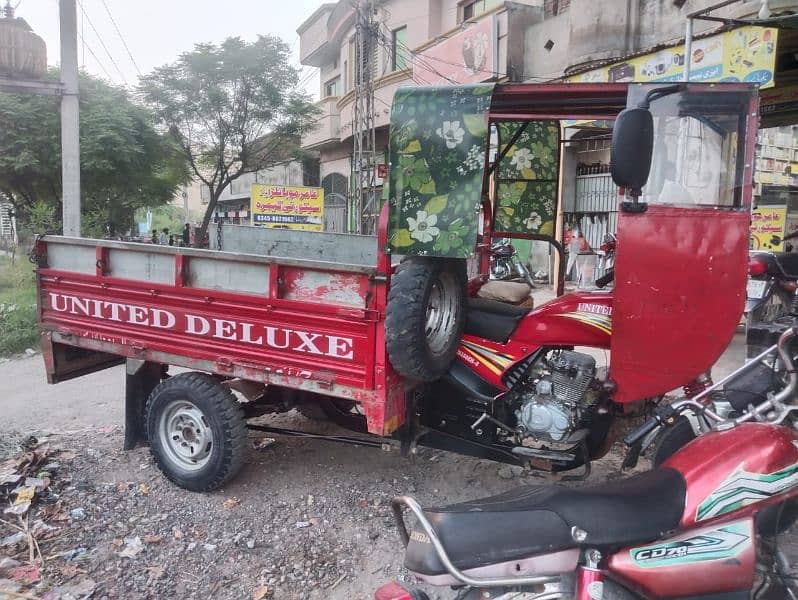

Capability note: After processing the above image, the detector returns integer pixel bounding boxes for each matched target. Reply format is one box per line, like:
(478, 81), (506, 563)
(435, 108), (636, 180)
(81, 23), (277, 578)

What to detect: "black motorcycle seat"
(404, 467), (686, 576)
(464, 297), (529, 343)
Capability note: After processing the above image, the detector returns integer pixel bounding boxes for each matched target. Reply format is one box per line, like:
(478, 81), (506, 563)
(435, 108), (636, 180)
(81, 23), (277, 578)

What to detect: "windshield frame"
(627, 83), (757, 211)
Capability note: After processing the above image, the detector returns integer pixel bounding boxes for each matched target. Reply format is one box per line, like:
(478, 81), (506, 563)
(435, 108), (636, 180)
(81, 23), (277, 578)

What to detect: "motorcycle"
(490, 238), (536, 288)
(379, 313), (798, 600)
(410, 83), (755, 478)
(747, 230), (798, 358)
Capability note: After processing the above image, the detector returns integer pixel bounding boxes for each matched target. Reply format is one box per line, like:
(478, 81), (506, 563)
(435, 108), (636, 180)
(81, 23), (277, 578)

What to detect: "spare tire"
(386, 257), (467, 381)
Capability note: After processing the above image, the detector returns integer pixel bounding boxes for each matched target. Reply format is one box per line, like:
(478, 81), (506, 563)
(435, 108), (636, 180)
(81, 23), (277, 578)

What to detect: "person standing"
(182, 223), (191, 247)
(159, 228), (169, 245)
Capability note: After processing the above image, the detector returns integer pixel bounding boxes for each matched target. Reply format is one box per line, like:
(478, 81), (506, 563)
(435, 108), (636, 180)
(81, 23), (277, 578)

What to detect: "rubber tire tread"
(385, 258), (466, 382)
(145, 372), (248, 492)
(651, 416), (696, 468)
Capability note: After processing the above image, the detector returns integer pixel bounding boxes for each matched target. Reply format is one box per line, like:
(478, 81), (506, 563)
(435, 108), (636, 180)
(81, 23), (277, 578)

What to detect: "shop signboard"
(250, 185), (324, 231)
(751, 205), (787, 251)
(413, 15), (497, 85)
(567, 26), (778, 88)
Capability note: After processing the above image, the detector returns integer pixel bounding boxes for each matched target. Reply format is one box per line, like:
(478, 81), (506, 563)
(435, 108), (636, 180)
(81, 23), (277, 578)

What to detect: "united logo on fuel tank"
(555, 303), (612, 335)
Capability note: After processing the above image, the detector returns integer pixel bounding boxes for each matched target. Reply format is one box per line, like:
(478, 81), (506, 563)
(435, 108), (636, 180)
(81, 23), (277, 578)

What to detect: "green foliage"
(139, 35), (320, 243)
(0, 69), (189, 237)
(0, 257), (38, 357)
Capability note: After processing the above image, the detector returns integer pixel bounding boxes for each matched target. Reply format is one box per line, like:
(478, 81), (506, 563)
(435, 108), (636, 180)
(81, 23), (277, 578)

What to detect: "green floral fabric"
(493, 121), (560, 237)
(387, 84), (494, 257)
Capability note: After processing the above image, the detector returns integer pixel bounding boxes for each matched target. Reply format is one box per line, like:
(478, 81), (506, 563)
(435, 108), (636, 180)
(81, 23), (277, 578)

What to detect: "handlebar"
(595, 269), (615, 288)
(624, 405), (678, 446)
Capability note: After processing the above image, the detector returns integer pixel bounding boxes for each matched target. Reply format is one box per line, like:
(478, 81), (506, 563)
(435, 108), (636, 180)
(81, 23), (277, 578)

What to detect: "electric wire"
(99, 0), (142, 76)
(78, 32), (113, 80)
(76, 0), (128, 84)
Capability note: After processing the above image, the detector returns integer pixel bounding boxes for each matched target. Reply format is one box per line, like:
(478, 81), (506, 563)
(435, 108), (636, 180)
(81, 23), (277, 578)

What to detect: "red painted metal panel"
(455, 291), (612, 389)
(664, 423), (798, 528)
(608, 517), (756, 598)
(609, 206), (749, 402)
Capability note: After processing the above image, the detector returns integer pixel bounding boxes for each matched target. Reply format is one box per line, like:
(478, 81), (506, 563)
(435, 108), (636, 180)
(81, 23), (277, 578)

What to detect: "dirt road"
(0, 334), (794, 599)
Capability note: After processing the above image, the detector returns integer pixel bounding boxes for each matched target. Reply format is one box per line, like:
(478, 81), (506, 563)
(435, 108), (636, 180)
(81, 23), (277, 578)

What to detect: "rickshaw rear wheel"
(386, 257), (467, 382)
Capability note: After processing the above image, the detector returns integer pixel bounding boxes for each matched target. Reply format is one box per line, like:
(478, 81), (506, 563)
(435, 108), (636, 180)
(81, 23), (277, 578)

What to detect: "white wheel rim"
(158, 400), (213, 471)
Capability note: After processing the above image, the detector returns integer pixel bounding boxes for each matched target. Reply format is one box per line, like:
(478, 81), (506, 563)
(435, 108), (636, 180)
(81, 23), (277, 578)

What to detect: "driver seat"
(404, 468), (686, 576)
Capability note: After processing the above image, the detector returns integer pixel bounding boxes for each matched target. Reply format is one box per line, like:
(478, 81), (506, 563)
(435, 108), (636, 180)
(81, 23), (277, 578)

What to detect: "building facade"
(298, 0), (539, 230)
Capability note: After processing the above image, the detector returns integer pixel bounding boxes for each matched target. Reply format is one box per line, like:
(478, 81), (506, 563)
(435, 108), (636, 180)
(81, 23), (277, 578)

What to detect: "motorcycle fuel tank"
(608, 423), (798, 599)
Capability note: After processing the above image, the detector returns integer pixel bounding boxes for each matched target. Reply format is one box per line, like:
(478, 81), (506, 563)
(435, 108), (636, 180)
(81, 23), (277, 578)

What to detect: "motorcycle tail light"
(748, 257), (767, 276)
(374, 582), (417, 600)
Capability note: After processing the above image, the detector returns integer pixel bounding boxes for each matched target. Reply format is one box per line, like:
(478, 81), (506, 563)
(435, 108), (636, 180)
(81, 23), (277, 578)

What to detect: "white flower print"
(407, 210), (441, 243)
(524, 212), (542, 231)
(436, 121), (465, 149)
(511, 148), (533, 171)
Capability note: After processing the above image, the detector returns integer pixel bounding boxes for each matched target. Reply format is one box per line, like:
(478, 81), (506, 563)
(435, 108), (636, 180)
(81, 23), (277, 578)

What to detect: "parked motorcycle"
(747, 230), (798, 357)
(378, 310), (798, 600)
(490, 238), (536, 288)
(595, 232), (617, 281)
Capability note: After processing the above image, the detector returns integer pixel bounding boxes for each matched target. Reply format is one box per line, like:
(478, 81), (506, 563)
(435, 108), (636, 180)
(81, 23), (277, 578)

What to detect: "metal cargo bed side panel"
(36, 237), (387, 408)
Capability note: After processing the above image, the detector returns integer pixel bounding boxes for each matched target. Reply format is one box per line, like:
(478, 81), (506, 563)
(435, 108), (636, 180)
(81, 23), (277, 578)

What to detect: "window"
(324, 77), (340, 98)
(462, 0), (502, 21)
(392, 26), (409, 71)
(544, 0), (569, 17)
(343, 60), (348, 93)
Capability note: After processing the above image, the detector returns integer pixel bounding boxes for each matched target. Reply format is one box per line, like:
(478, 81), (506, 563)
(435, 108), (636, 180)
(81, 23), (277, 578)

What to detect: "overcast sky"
(15, 0), (328, 98)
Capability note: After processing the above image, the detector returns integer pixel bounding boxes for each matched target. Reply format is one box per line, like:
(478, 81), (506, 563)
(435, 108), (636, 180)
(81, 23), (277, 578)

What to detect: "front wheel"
(146, 372), (248, 491)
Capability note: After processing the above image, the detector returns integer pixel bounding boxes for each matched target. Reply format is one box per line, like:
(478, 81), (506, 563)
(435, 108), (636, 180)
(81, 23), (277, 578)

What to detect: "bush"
(0, 257), (39, 357)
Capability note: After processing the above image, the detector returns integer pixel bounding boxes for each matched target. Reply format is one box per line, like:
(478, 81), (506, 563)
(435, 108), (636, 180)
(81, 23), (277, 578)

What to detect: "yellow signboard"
(751, 205), (787, 251)
(251, 185), (324, 231)
(567, 26), (778, 89)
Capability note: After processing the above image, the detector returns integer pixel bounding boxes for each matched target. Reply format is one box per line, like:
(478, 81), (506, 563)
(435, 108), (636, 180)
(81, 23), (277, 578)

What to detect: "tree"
(139, 35), (318, 245)
(0, 70), (189, 237)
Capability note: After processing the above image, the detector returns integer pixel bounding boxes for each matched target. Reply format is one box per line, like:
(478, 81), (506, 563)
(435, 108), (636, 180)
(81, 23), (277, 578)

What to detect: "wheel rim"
(425, 271), (460, 356)
(157, 400), (213, 471)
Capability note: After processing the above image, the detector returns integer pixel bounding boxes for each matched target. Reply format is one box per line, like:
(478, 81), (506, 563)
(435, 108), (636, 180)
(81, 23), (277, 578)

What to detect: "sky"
(14, 0), (329, 99)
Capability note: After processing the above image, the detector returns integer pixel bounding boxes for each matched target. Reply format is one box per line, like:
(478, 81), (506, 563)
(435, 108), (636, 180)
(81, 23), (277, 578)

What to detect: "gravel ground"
(0, 340), (796, 600)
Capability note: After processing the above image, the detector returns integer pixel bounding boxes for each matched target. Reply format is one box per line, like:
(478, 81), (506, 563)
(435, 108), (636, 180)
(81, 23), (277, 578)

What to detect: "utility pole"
(59, 0), (81, 237)
(352, 0), (377, 234)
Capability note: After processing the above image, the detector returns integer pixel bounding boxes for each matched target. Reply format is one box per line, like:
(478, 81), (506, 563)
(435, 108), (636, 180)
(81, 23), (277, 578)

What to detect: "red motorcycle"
(380, 323), (798, 599)
(376, 82), (787, 599)
(396, 82), (756, 478)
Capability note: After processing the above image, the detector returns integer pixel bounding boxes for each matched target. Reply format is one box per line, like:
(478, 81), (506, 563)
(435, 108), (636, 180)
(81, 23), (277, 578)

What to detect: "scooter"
(379, 307), (798, 600)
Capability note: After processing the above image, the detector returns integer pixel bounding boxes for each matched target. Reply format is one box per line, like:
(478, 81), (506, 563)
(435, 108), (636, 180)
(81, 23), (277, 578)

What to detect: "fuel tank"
(664, 422), (798, 528)
(608, 423), (798, 599)
(456, 291), (612, 389)
(510, 291), (613, 349)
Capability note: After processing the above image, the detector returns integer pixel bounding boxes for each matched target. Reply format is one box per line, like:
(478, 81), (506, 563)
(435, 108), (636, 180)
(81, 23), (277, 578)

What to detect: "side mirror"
(611, 108), (654, 198)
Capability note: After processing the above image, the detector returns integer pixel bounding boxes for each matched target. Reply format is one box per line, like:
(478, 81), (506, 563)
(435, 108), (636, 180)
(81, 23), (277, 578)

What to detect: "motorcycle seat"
(464, 297), (529, 343)
(404, 467), (686, 576)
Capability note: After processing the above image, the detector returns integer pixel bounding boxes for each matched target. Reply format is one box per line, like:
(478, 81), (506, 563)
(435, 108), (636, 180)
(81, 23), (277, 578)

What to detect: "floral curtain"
(387, 84), (494, 258)
(493, 121), (560, 237)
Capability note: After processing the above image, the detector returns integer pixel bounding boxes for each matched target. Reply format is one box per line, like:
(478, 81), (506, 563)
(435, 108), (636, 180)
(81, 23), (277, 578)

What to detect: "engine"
(514, 350), (597, 442)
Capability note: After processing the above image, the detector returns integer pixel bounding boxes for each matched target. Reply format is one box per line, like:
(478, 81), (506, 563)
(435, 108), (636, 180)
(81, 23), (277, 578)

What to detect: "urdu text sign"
(250, 185), (324, 231)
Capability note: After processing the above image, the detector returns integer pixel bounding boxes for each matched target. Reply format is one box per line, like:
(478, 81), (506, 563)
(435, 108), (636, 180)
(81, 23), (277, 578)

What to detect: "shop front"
(554, 22), (797, 287)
